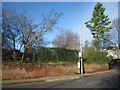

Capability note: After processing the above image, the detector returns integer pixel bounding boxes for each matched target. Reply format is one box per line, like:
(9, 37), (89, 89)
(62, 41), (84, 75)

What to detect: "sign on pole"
(77, 62), (80, 68)
(79, 52), (82, 57)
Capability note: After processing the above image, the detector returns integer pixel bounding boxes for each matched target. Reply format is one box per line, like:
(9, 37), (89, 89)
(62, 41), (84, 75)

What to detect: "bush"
(83, 46), (113, 63)
(32, 46), (78, 64)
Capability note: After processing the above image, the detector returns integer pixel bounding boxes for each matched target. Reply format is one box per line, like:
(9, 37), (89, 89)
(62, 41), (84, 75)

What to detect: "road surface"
(3, 69), (119, 89)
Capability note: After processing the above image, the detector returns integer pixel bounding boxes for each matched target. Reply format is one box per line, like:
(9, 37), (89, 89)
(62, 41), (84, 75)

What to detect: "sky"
(2, 1), (118, 47)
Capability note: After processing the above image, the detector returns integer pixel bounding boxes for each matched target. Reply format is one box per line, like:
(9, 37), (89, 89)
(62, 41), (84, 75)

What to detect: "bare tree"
(19, 9), (63, 61)
(52, 30), (80, 50)
(2, 8), (62, 61)
(2, 9), (20, 60)
(109, 19), (119, 46)
(14, 10), (38, 51)
(33, 36), (49, 47)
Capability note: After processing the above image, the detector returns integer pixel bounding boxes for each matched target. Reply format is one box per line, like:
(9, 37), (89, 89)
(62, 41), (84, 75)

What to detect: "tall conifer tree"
(85, 2), (112, 51)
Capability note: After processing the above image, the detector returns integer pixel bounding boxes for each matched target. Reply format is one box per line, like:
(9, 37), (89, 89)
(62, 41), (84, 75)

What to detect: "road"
(3, 68), (119, 89)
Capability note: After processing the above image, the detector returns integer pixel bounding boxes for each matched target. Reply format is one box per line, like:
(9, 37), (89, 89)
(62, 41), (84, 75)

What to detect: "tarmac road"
(3, 68), (119, 89)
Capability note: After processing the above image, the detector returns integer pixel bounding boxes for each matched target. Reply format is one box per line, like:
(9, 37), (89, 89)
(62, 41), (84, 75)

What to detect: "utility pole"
(80, 27), (83, 75)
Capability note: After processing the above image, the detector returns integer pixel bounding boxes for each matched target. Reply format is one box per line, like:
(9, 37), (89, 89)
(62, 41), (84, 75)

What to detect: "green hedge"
(83, 46), (113, 63)
(32, 46), (78, 63)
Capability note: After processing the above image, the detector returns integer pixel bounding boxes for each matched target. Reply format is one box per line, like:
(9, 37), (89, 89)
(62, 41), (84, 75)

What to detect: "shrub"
(32, 46), (78, 64)
(83, 46), (113, 63)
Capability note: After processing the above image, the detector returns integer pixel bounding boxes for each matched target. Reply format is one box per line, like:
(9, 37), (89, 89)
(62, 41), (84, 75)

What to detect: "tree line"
(2, 2), (120, 62)
(2, 8), (80, 61)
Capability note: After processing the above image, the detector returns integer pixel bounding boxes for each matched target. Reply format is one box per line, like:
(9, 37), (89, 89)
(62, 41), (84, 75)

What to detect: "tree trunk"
(13, 49), (16, 60)
(21, 46), (27, 61)
(13, 36), (16, 60)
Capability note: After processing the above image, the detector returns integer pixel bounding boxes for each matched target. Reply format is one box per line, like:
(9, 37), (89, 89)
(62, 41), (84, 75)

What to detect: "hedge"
(32, 46), (78, 63)
(83, 46), (113, 63)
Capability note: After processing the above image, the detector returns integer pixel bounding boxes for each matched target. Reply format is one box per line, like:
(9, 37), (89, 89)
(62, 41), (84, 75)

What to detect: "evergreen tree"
(85, 2), (112, 51)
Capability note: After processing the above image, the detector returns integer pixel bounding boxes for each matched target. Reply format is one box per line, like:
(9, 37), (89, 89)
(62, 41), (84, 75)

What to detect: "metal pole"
(80, 27), (83, 75)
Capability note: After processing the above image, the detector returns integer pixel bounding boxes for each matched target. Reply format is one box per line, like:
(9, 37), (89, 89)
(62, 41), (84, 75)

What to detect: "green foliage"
(32, 46), (78, 64)
(85, 2), (112, 50)
(83, 45), (113, 63)
(32, 48), (38, 61)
